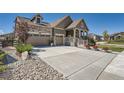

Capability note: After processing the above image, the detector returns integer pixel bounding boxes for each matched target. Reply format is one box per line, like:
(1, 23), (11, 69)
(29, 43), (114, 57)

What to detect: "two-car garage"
(26, 34), (50, 46)
(26, 34), (64, 46)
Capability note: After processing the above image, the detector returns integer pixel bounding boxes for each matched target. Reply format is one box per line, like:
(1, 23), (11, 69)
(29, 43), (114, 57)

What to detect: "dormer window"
(37, 18), (41, 24)
(31, 14), (43, 24)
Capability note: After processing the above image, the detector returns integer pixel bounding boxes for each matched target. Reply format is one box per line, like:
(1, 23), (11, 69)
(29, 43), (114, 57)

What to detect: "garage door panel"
(27, 35), (50, 46)
(56, 36), (63, 45)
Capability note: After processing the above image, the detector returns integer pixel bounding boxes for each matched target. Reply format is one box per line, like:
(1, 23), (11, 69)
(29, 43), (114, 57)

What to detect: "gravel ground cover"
(6, 56), (66, 80)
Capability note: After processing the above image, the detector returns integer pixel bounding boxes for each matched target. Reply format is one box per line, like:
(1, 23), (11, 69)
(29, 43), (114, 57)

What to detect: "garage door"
(40, 35), (50, 46)
(27, 35), (50, 46)
(56, 36), (63, 45)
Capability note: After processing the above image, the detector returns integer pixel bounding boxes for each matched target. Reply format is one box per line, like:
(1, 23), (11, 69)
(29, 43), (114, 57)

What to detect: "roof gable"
(77, 19), (89, 30)
(67, 19), (89, 31)
(16, 16), (31, 23)
(50, 16), (73, 29)
(15, 14), (89, 31)
(66, 19), (81, 29)
(16, 16), (50, 27)
(111, 32), (124, 36)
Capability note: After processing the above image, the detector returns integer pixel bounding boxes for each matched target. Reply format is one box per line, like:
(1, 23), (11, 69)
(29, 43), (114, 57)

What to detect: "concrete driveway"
(33, 46), (116, 80)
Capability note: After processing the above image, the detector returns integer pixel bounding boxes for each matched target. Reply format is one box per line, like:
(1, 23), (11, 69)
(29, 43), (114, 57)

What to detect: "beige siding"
(29, 27), (52, 34)
(54, 29), (65, 35)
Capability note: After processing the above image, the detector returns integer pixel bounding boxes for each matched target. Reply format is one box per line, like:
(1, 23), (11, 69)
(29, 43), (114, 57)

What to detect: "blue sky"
(0, 13), (124, 35)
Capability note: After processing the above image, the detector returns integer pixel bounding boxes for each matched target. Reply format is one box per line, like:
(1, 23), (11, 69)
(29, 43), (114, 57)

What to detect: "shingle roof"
(66, 19), (82, 29)
(110, 32), (124, 36)
(50, 16), (73, 28)
(31, 13), (43, 21)
(16, 15), (89, 31)
(16, 16), (50, 27)
(66, 18), (89, 31)
(16, 16), (31, 22)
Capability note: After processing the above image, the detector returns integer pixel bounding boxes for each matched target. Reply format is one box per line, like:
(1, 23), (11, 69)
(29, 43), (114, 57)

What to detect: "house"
(88, 33), (103, 41)
(0, 33), (14, 47)
(14, 14), (89, 46)
(110, 32), (124, 40)
(0, 33), (14, 41)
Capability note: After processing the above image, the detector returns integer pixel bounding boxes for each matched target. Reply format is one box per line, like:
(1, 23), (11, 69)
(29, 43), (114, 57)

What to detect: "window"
(37, 18), (40, 24)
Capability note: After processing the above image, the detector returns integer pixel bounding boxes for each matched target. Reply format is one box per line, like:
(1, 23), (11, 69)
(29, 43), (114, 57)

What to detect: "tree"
(16, 22), (29, 44)
(103, 30), (109, 41)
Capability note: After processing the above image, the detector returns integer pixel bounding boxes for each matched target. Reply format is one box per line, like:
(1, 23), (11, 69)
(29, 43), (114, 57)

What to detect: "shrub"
(25, 44), (32, 52)
(0, 51), (6, 61)
(93, 45), (98, 49)
(0, 65), (7, 72)
(0, 53), (6, 59)
(16, 44), (32, 53)
(15, 44), (26, 53)
(85, 45), (90, 49)
(93, 45), (99, 51)
(88, 38), (96, 46)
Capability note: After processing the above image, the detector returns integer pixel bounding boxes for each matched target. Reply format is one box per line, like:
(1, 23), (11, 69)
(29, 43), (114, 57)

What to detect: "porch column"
(63, 35), (65, 45)
(85, 31), (88, 45)
(54, 36), (56, 46)
(52, 28), (56, 46)
(79, 30), (81, 38)
(73, 28), (76, 46)
(82, 31), (85, 40)
(73, 29), (76, 38)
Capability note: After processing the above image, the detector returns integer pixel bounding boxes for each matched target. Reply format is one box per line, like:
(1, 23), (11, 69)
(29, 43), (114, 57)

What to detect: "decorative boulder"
(21, 51), (28, 60)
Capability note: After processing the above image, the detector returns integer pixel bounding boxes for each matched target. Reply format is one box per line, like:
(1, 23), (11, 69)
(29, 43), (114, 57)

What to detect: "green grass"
(98, 45), (124, 52)
(108, 38), (124, 45)
(0, 65), (7, 72)
(108, 41), (124, 45)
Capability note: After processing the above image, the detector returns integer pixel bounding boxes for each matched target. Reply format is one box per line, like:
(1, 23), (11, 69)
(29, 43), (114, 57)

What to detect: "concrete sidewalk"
(98, 51), (124, 80)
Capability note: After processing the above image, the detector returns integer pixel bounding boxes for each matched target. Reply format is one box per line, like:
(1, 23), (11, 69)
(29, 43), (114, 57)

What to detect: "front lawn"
(98, 45), (124, 52)
(108, 41), (124, 45)
(108, 38), (124, 45)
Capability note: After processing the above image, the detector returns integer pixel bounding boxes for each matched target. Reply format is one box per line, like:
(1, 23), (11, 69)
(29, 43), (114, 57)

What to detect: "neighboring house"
(14, 14), (89, 46)
(88, 33), (103, 41)
(0, 33), (15, 47)
(110, 32), (124, 40)
(0, 33), (14, 41)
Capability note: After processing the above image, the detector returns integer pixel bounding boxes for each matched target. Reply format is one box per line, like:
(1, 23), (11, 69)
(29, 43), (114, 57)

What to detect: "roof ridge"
(66, 18), (82, 29)
(16, 16), (31, 20)
(50, 15), (71, 27)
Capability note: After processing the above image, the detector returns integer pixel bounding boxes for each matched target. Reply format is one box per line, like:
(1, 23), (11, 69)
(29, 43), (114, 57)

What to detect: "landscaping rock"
(7, 55), (65, 80)
(21, 51), (28, 60)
